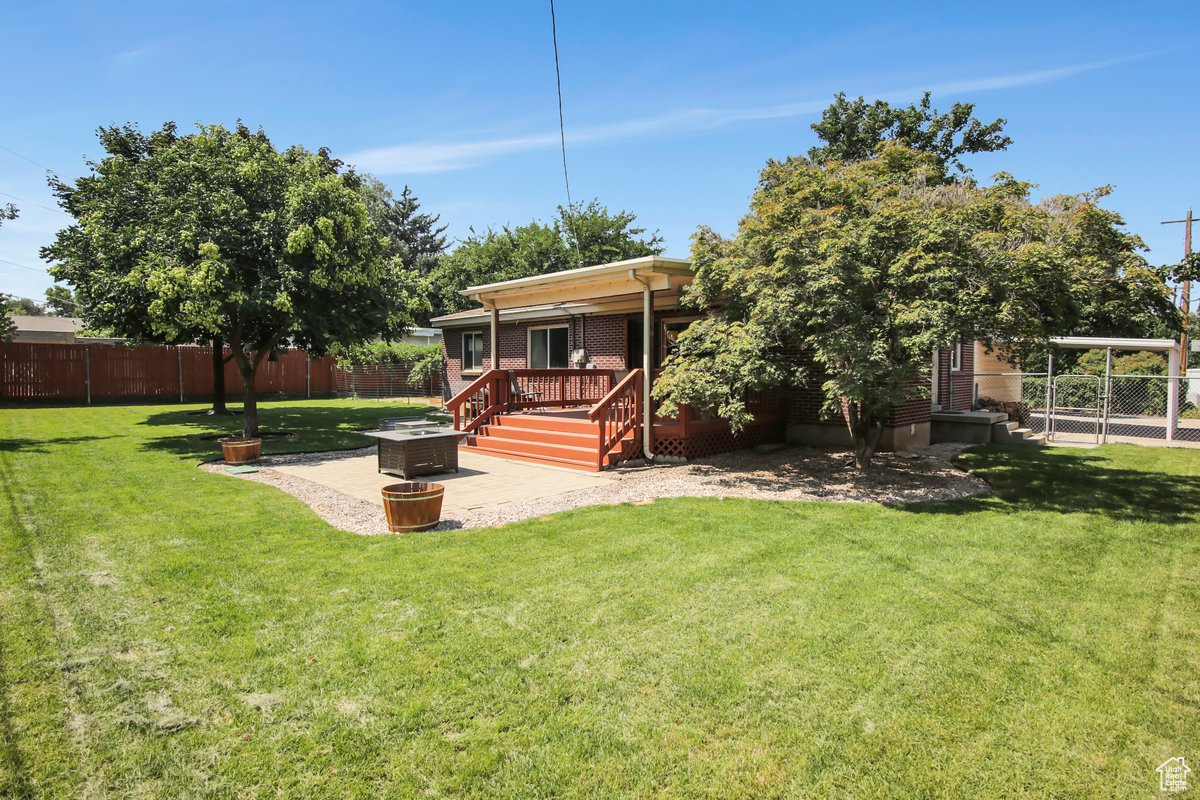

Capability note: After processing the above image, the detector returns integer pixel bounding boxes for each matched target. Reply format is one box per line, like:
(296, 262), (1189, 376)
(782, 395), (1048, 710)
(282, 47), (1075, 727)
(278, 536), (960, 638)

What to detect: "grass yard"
(0, 400), (1197, 798)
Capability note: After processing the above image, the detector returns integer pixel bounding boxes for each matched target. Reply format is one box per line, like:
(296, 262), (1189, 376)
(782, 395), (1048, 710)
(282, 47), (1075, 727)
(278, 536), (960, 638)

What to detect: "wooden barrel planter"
(220, 436), (262, 465)
(381, 482), (445, 532)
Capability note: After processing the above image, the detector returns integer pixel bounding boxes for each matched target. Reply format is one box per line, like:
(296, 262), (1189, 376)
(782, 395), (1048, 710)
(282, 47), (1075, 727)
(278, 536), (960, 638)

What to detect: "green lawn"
(1, 400), (1196, 798)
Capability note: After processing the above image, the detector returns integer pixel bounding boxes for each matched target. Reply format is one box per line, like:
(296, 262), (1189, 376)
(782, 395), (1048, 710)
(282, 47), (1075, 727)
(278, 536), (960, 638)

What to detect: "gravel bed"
(200, 443), (988, 535)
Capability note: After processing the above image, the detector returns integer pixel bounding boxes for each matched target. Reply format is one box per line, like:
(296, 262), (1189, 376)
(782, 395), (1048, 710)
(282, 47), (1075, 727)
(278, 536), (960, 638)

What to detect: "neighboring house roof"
(408, 327), (442, 338)
(10, 315), (85, 334)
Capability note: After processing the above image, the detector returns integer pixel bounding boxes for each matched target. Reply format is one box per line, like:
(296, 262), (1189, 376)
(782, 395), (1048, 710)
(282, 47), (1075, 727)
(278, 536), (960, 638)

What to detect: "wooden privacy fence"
(0, 342), (336, 403)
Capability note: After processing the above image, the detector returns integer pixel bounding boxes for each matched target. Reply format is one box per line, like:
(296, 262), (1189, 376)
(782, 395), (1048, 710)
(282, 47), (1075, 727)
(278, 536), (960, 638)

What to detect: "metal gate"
(1048, 374), (1102, 444)
(975, 369), (1200, 446)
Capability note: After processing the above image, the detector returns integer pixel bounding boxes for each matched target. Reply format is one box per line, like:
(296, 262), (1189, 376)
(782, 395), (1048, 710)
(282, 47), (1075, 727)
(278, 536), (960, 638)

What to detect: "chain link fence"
(973, 372), (1049, 435)
(333, 364), (442, 402)
(973, 371), (1200, 446)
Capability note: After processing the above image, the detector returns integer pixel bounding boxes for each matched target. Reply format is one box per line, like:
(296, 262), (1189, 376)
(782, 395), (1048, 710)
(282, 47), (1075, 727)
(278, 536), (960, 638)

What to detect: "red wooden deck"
(447, 369), (784, 471)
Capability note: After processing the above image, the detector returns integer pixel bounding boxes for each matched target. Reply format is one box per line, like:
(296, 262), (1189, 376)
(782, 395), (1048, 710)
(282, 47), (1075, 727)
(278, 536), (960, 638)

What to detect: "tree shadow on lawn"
(0, 435), (115, 454)
(135, 402), (437, 459)
(902, 445), (1200, 525)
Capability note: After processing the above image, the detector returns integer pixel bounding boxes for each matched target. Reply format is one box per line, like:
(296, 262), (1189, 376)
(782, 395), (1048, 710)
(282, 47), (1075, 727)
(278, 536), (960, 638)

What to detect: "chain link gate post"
(1101, 347), (1113, 444)
(1044, 352), (1054, 442)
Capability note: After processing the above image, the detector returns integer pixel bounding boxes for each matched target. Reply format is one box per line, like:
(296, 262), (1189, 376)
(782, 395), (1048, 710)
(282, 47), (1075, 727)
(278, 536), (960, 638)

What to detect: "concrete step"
(991, 420), (1045, 445)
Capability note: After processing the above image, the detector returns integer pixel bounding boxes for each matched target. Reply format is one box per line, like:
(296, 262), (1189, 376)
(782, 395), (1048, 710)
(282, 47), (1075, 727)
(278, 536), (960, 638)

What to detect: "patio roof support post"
(630, 270), (655, 460)
(489, 303), (499, 370)
(1168, 344), (1180, 444)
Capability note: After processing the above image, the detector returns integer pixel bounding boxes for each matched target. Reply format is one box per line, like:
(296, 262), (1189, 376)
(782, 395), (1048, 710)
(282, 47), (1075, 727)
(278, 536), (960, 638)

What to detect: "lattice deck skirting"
(653, 416), (785, 460)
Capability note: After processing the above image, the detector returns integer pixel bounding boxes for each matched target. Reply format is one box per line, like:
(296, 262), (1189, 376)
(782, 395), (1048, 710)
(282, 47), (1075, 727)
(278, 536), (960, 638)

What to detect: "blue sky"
(2, 0), (1199, 302)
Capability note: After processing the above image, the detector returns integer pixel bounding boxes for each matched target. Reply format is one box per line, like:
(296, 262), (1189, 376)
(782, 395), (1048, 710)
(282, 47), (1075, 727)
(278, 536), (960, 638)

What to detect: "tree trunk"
(230, 343), (259, 439)
(848, 403), (885, 469)
(239, 361), (258, 439)
(209, 335), (228, 415)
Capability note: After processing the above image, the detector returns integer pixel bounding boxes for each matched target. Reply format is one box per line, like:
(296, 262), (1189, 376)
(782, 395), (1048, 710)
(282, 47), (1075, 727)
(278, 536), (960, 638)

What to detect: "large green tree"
(808, 91), (1011, 173)
(359, 177), (447, 324)
(359, 177), (448, 275)
(654, 145), (1166, 468)
(808, 92), (1173, 344)
(43, 285), (78, 316)
(2, 296), (43, 316)
(44, 122), (423, 437)
(431, 200), (664, 315)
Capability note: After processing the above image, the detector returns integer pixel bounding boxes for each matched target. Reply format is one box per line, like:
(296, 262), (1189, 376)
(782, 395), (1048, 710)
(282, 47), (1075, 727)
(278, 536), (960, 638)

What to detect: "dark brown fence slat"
(0, 342), (337, 402)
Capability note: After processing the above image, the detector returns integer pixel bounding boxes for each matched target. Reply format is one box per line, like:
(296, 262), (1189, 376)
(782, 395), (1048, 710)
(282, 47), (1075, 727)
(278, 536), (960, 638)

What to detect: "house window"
(660, 316), (700, 364)
(462, 331), (484, 373)
(950, 338), (962, 372)
(528, 325), (569, 369)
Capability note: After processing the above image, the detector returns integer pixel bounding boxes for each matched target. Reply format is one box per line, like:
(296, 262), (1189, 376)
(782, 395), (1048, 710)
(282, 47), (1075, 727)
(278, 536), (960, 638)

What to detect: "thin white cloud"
(110, 42), (170, 77)
(349, 55), (1145, 175)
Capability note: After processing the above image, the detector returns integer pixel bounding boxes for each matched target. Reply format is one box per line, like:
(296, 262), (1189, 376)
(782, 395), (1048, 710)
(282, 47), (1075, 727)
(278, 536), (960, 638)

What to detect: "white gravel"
(200, 443), (989, 535)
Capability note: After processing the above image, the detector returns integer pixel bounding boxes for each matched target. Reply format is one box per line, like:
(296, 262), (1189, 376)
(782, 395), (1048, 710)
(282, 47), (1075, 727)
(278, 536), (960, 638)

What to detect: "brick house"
(432, 255), (956, 470)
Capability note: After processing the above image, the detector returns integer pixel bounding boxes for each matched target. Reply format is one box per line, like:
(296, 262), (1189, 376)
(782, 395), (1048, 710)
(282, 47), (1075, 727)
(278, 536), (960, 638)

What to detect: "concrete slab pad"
(272, 449), (614, 518)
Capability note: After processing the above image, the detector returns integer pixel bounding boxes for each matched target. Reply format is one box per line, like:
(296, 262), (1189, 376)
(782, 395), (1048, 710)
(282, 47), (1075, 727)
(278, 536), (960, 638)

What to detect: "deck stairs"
(462, 411), (638, 471)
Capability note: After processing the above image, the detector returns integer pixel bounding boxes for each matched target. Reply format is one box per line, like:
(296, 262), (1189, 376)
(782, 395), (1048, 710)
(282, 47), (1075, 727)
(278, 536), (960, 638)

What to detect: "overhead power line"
(0, 190), (70, 217)
(0, 142), (64, 177)
(549, 0), (584, 268)
(0, 256), (51, 274)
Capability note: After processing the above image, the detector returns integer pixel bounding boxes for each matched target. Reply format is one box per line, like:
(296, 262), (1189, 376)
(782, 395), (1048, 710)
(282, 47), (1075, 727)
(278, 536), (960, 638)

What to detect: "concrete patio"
(271, 448), (615, 519)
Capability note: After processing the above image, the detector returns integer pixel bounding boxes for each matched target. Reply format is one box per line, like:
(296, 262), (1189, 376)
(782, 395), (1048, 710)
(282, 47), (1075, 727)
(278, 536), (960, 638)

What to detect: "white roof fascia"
(1050, 336), (1178, 351)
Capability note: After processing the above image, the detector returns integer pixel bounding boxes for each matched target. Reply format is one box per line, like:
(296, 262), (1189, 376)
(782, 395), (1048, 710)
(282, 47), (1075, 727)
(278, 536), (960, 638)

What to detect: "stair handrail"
(588, 368), (643, 466)
(448, 369), (509, 432)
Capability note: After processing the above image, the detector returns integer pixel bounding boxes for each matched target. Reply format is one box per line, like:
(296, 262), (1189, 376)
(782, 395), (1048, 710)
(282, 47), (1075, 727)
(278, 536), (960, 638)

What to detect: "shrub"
(330, 341), (444, 388)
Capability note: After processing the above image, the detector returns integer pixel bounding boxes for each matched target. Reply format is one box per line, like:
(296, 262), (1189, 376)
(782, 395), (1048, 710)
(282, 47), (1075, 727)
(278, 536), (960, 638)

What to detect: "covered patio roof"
(430, 293), (686, 327)
(456, 255), (693, 311)
(1050, 336), (1178, 352)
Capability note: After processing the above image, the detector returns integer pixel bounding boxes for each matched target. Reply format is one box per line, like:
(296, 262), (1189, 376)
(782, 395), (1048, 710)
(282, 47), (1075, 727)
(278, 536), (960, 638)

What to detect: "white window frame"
(461, 330), (484, 374)
(949, 339), (963, 372)
(527, 324), (570, 369)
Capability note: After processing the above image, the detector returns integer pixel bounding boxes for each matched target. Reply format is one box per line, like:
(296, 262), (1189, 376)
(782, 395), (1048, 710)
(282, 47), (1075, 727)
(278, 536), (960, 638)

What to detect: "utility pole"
(1162, 209), (1194, 376)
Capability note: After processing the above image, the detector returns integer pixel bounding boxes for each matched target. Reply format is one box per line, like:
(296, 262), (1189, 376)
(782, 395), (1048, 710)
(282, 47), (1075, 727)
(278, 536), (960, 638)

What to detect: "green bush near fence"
(329, 341), (444, 389)
(1072, 350), (1191, 417)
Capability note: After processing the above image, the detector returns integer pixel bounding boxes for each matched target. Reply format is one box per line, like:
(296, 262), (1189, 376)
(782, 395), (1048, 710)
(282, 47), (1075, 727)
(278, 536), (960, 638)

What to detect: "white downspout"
(487, 301), (499, 370)
(629, 270), (655, 461)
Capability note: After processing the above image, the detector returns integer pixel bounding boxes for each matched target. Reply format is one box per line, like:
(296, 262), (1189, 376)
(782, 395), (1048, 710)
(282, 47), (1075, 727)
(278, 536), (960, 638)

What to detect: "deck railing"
(508, 369), (614, 410)
(447, 369), (509, 432)
(588, 368), (643, 467)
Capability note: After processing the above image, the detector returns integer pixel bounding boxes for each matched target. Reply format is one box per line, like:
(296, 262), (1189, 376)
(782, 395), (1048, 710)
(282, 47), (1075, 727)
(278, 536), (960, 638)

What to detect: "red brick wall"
(441, 314), (948, 429)
(440, 309), (702, 397)
(783, 346), (936, 429)
(935, 343), (974, 411)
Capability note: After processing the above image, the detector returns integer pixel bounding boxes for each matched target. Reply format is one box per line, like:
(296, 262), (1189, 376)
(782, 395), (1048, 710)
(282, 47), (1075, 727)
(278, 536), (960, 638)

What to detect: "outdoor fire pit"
(381, 481), (445, 532)
(359, 427), (461, 479)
